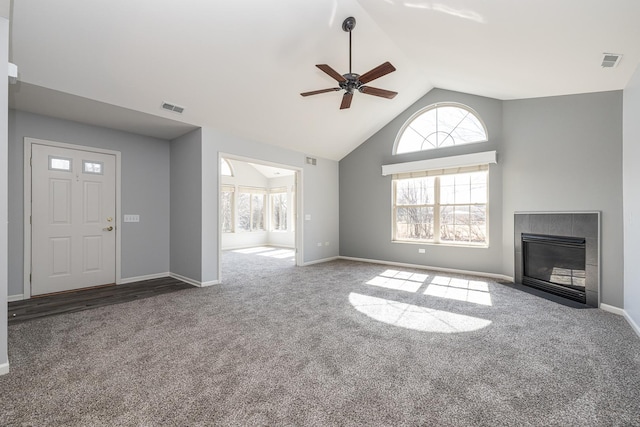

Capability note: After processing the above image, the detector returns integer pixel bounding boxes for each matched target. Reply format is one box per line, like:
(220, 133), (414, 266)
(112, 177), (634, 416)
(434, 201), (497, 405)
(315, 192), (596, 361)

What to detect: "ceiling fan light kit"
(301, 17), (398, 110)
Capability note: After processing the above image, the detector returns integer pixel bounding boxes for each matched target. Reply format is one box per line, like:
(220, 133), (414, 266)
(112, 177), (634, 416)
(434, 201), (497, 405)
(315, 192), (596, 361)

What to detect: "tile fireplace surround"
(514, 212), (600, 307)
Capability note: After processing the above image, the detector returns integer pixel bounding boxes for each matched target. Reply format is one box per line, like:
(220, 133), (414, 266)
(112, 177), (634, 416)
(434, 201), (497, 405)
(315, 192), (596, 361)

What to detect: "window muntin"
(221, 185), (234, 233)
(270, 189), (287, 231)
(393, 171), (488, 245)
(394, 103), (487, 154)
(238, 187), (266, 232)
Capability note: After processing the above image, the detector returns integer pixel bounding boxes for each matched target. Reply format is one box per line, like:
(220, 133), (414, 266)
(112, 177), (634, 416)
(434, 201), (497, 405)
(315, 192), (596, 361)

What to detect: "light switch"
(124, 214), (140, 223)
(305, 214), (311, 221)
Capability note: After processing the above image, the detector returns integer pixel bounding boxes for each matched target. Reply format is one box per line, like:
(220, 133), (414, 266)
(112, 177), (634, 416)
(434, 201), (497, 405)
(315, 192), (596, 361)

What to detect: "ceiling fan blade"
(340, 92), (353, 110)
(316, 64), (347, 82)
(300, 88), (341, 97)
(359, 86), (398, 99)
(358, 61), (396, 84)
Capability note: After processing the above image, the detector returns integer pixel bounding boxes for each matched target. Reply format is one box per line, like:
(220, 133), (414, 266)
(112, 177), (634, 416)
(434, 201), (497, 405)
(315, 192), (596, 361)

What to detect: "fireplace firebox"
(522, 233), (586, 303)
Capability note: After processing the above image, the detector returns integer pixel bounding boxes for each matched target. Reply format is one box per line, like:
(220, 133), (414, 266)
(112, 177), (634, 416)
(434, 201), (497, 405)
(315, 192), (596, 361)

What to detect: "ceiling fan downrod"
(342, 16), (356, 76)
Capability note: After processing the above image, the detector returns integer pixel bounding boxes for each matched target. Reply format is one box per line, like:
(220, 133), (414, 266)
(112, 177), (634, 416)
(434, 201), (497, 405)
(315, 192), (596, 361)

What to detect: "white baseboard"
(0, 361), (9, 376)
(600, 303), (625, 316)
(338, 256), (513, 282)
(623, 311), (640, 338)
(118, 272), (170, 285)
(600, 304), (640, 339)
(8, 294), (24, 302)
(302, 256), (339, 266)
(169, 272), (219, 288)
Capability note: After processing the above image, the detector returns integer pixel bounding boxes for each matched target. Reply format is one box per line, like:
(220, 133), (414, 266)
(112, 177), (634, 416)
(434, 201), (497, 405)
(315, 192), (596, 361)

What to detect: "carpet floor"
(1, 248), (639, 426)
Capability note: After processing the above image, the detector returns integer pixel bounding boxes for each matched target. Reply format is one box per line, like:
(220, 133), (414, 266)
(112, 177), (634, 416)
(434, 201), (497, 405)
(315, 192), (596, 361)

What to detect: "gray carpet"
(1, 248), (639, 426)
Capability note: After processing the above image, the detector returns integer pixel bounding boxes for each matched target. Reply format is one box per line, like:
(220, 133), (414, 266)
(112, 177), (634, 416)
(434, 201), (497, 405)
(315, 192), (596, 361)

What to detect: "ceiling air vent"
(601, 53), (622, 68)
(161, 101), (185, 114)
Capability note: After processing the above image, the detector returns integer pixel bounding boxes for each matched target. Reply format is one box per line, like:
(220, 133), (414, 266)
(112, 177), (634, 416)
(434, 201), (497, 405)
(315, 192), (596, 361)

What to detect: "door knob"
(103, 226), (114, 231)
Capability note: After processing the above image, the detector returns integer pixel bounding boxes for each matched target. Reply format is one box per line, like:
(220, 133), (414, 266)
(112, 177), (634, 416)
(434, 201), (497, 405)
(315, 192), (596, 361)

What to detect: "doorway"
(24, 138), (121, 297)
(219, 154), (302, 282)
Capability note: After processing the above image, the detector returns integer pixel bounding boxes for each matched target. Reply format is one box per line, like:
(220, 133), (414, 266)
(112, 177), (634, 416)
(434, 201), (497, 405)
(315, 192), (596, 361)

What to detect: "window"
(270, 188), (287, 231)
(394, 103), (487, 154)
(83, 160), (103, 174)
(221, 185), (234, 233)
(393, 169), (488, 245)
(49, 156), (72, 171)
(238, 187), (266, 231)
(221, 158), (233, 177)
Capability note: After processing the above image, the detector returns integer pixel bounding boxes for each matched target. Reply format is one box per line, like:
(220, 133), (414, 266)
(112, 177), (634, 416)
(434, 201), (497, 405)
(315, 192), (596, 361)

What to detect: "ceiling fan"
(301, 16), (398, 110)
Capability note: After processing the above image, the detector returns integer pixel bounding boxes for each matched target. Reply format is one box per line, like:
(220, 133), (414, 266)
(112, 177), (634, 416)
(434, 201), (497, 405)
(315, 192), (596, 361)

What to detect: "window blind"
(238, 186), (267, 194)
(392, 164), (488, 180)
(382, 150), (496, 177)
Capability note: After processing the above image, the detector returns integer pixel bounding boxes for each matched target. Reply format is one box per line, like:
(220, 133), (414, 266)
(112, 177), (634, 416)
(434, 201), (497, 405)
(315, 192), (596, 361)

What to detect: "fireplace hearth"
(514, 212), (599, 307)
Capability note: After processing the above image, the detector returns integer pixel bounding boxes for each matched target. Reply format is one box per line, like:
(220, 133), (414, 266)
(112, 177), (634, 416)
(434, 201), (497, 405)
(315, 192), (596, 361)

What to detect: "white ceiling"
(8, 0), (640, 160)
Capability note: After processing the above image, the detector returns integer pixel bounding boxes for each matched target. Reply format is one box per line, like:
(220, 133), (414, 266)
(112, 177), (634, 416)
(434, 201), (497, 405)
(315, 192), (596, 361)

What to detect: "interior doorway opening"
(218, 154), (301, 283)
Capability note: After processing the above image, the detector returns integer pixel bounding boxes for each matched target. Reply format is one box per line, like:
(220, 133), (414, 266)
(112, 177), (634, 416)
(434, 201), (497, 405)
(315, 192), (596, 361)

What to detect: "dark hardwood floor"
(8, 277), (193, 324)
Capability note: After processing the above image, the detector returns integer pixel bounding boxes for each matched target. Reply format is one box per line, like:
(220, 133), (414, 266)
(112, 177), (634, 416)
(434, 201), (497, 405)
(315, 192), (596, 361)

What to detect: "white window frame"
(269, 187), (288, 232)
(393, 102), (488, 155)
(221, 185), (235, 233)
(237, 186), (266, 232)
(392, 170), (489, 247)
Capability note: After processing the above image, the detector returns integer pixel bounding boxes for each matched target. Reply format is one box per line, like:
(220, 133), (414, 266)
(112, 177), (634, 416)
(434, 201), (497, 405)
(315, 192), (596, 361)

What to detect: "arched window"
(221, 158), (234, 177)
(394, 103), (488, 154)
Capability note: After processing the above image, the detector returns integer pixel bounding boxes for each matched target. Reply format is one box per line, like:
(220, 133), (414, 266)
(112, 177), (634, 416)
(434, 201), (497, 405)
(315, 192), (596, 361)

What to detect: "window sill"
(392, 240), (489, 249)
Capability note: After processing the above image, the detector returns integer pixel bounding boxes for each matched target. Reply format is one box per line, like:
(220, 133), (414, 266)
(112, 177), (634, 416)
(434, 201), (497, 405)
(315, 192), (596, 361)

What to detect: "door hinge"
(30, 216), (32, 225)
(29, 273), (32, 283)
(30, 157), (32, 167)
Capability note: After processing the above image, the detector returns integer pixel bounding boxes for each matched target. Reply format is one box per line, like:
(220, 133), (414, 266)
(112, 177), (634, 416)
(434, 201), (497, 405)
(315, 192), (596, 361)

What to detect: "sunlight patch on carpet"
(349, 292), (492, 333)
(424, 276), (493, 306)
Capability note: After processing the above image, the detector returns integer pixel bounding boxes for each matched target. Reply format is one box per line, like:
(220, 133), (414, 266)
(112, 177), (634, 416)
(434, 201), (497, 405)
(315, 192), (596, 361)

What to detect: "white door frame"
(23, 137), (122, 299)
(218, 152), (303, 284)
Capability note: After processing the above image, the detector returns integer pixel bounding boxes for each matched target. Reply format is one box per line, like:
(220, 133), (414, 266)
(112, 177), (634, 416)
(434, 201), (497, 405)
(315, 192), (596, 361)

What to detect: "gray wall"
(624, 65), (640, 327)
(170, 129), (203, 282)
(1, 16), (10, 373)
(340, 88), (624, 308)
(340, 89), (504, 275)
(7, 110), (172, 296)
(503, 91), (624, 307)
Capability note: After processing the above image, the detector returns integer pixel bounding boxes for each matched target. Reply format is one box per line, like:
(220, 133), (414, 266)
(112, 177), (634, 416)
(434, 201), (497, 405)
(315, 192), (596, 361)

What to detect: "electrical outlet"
(317, 242), (322, 247)
(325, 242), (330, 246)
(418, 248), (426, 254)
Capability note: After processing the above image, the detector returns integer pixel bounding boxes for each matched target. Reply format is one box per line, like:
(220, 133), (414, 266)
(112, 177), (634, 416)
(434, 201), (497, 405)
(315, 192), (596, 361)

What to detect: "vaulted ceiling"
(8, 0), (640, 160)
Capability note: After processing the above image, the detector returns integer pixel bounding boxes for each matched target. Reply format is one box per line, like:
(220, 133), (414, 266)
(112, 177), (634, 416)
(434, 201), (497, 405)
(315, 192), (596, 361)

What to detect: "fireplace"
(521, 233), (586, 303)
(514, 212), (599, 307)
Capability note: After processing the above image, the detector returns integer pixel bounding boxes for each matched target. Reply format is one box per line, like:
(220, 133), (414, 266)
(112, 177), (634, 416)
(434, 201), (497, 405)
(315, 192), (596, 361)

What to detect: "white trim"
(392, 102), (489, 155)
(23, 137), (122, 299)
(302, 256), (339, 266)
(8, 294), (24, 302)
(119, 272), (170, 284)
(623, 311), (640, 338)
(382, 150), (497, 176)
(599, 304), (640, 338)
(600, 303), (625, 316)
(169, 272), (220, 288)
(0, 362), (9, 376)
(339, 256), (513, 282)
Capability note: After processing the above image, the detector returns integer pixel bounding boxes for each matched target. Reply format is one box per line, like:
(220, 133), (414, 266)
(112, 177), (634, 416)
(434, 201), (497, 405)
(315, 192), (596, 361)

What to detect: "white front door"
(31, 143), (116, 296)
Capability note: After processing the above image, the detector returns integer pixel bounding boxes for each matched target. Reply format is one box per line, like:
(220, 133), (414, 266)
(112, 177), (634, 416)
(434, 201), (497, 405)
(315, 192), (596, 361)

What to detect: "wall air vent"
(161, 101), (185, 114)
(601, 53), (622, 68)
